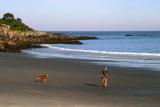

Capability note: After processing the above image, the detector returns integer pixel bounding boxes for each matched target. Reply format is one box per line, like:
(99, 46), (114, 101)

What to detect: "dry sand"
(0, 53), (159, 107)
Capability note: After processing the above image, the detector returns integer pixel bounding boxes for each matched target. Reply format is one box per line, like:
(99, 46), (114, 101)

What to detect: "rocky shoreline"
(0, 24), (97, 52)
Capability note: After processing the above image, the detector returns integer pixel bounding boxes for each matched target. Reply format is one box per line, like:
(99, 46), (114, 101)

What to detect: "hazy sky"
(0, 0), (160, 31)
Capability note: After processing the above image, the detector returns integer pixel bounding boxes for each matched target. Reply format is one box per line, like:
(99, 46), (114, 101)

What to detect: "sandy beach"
(0, 52), (159, 107)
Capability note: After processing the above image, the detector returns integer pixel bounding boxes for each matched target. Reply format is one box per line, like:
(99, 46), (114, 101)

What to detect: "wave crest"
(41, 44), (160, 57)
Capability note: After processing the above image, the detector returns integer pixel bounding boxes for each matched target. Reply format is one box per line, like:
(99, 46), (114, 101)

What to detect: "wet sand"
(0, 53), (160, 107)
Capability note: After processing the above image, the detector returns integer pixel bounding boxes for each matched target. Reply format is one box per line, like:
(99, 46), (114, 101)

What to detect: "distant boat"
(125, 34), (133, 36)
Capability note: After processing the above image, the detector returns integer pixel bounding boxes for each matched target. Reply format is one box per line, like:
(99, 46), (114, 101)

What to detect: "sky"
(0, 0), (160, 31)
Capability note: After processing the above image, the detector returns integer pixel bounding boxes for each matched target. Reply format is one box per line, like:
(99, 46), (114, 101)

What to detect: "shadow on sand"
(85, 84), (100, 87)
(34, 80), (44, 82)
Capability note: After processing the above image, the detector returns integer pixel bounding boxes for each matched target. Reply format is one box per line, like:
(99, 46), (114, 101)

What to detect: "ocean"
(22, 31), (160, 70)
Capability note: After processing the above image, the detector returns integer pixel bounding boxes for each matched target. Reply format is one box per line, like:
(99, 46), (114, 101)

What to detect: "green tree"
(17, 18), (22, 22)
(2, 13), (14, 20)
(0, 18), (1, 25)
(0, 13), (33, 31)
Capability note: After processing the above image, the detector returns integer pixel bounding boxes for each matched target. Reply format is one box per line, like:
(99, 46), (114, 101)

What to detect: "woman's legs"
(104, 78), (108, 87)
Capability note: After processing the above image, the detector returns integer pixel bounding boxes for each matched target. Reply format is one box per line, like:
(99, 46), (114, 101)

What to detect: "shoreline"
(21, 48), (160, 72)
(0, 52), (159, 106)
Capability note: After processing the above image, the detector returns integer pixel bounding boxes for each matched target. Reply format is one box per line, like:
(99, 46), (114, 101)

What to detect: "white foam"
(41, 44), (160, 57)
(22, 44), (160, 70)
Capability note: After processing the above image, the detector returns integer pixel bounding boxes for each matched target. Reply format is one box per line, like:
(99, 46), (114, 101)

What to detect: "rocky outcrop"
(0, 24), (97, 52)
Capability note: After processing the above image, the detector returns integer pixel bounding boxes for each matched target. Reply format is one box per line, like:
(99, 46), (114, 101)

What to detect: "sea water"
(22, 31), (160, 70)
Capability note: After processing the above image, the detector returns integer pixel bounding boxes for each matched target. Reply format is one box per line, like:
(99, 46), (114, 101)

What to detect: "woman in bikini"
(101, 67), (109, 88)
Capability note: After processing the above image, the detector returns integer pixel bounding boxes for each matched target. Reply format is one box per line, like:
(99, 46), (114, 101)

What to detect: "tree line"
(0, 13), (33, 32)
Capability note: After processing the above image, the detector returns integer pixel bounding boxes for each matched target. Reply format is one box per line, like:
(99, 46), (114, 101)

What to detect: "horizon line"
(43, 30), (160, 32)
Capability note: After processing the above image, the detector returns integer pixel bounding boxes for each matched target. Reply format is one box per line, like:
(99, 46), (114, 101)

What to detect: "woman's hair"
(104, 67), (108, 70)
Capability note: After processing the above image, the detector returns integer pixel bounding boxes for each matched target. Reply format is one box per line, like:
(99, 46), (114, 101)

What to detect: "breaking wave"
(41, 44), (160, 57)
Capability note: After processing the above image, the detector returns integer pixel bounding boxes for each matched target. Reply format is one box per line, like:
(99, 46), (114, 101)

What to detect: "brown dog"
(37, 73), (48, 82)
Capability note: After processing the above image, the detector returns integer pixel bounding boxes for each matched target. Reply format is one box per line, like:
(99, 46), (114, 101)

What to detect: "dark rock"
(0, 24), (96, 52)
(125, 35), (133, 36)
